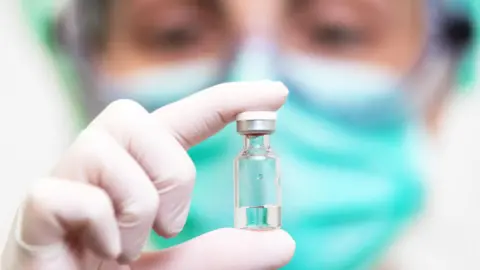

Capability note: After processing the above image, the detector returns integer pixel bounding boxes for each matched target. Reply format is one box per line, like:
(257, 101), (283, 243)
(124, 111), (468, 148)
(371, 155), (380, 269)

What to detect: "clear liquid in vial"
(235, 205), (281, 230)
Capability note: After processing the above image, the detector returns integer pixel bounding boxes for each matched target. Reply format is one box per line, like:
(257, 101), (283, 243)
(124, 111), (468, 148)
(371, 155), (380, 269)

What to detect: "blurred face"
(98, 0), (426, 78)
(98, 0), (233, 76)
(281, 0), (425, 72)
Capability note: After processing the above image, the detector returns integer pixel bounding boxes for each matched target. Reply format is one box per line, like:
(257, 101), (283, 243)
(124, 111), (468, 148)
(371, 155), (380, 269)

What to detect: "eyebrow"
(313, 0), (393, 28)
(132, 0), (222, 13)
(286, 0), (313, 13)
(196, 0), (223, 12)
(123, 0), (225, 32)
(286, 0), (390, 18)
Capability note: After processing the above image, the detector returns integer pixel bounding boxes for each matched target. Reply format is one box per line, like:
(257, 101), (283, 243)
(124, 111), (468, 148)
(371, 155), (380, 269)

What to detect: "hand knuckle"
(96, 99), (151, 140)
(123, 196), (159, 221)
(25, 182), (47, 207)
(139, 189), (160, 217)
(106, 99), (147, 119)
(181, 158), (196, 183)
(168, 155), (196, 183)
(25, 179), (57, 215)
(74, 129), (111, 168)
(86, 189), (113, 221)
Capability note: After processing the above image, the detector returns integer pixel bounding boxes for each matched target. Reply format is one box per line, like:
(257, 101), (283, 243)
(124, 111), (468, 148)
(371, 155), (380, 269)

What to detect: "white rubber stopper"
(236, 111), (277, 121)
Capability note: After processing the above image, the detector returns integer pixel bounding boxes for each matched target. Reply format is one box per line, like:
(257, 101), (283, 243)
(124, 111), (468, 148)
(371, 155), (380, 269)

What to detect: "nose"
(224, 0), (284, 82)
(225, 0), (282, 39)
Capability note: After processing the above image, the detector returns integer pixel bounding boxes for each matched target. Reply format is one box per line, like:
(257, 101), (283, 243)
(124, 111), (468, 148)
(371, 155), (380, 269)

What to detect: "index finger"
(152, 81), (288, 149)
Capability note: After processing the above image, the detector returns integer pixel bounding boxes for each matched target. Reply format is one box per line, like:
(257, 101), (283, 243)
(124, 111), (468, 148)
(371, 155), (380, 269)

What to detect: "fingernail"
(117, 252), (141, 265)
(163, 207), (188, 238)
(274, 81), (288, 93)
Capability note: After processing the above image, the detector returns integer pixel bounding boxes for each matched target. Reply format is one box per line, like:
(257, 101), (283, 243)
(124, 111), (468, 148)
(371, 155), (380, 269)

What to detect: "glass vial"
(234, 111), (281, 230)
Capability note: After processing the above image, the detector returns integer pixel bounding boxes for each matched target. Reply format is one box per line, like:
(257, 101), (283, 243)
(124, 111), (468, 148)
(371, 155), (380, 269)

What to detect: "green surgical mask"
(149, 37), (427, 269)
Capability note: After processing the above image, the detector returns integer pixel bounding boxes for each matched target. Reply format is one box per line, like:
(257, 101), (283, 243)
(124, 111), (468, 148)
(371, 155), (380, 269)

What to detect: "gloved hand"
(1, 81), (295, 270)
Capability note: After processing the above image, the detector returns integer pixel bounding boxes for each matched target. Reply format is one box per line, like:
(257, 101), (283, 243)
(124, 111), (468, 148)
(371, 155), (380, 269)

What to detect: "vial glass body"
(234, 135), (281, 230)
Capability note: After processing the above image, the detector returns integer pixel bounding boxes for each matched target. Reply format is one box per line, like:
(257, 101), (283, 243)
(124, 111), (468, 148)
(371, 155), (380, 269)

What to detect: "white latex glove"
(1, 81), (295, 270)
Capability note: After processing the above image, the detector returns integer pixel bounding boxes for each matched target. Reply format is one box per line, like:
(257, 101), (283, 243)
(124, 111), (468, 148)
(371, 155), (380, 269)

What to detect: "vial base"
(235, 205), (281, 230)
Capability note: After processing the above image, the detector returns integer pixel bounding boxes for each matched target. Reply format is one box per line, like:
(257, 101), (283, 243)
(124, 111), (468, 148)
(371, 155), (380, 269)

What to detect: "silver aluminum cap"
(236, 111), (277, 135)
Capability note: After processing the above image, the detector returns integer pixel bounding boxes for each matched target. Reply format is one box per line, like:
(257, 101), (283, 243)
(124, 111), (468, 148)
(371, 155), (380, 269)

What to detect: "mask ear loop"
(401, 0), (472, 117)
(403, 0), (474, 129)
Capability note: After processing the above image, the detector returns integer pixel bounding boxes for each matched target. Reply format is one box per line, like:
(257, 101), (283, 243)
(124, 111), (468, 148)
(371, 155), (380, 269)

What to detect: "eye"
(310, 24), (366, 49)
(150, 24), (203, 52)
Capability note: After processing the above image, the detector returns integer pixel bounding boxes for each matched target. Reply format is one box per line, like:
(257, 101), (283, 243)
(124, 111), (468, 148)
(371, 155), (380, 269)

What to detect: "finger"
(15, 179), (120, 263)
(153, 80), (288, 149)
(132, 228), (296, 270)
(51, 127), (160, 263)
(86, 82), (287, 241)
(86, 100), (196, 239)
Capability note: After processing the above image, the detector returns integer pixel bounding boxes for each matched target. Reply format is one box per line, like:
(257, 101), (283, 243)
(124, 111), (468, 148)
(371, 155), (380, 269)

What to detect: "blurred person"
(4, 0), (477, 269)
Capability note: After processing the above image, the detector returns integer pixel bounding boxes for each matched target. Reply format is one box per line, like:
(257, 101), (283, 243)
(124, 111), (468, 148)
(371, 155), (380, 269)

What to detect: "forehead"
(120, 0), (423, 20)
(112, 0), (426, 41)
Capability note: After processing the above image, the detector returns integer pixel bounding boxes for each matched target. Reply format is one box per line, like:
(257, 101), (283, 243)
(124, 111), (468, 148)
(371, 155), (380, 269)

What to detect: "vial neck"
(244, 135), (271, 149)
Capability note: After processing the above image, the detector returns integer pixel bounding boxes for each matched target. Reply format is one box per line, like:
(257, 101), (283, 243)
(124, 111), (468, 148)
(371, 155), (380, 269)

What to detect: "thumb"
(132, 228), (296, 270)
